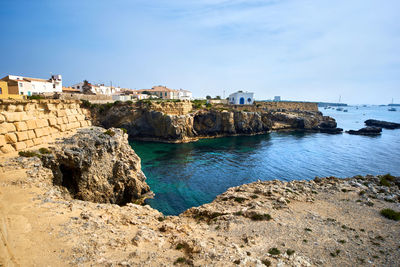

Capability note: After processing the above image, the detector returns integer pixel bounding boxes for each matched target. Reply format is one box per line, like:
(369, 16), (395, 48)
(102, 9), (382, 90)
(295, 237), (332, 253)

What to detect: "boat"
(336, 108), (343, 111)
(388, 98), (397, 111)
(343, 109), (348, 112)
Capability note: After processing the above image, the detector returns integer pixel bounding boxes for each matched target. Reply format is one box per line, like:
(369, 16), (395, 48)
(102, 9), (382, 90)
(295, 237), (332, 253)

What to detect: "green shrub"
(175, 243), (184, 250)
(126, 100), (133, 105)
(104, 129), (115, 137)
(173, 257), (187, 265)
(268, 248), (281, 255)
(120, 127), (127, 134)
(38, 147), (51, 154)
(380, 208), (400, 221)
(261, 259), (271, 266)
(81, 100), (92, 108)
(18, 151), (40, 157)
(234, 197), (246, 203)
(27, 95), (44, 100)
(286, 249), (295, 256)
(330, 249), (341, 257)
(250, 213), (272, 221)
(382, 173), (395, 182)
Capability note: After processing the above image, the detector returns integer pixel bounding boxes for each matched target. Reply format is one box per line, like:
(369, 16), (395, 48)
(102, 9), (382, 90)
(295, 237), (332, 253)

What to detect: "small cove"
(130, 106), (400, 215)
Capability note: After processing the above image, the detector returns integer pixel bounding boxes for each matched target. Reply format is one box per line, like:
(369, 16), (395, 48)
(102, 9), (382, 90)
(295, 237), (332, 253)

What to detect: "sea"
(130, 106), (400, 215)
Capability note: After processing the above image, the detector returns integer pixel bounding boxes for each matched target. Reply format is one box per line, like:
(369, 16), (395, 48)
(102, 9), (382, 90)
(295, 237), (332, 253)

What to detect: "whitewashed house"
(178, 89), (193, 100)
(71, 81), (121, 95)
(1, 74), (62, 96)
(228, 91), (254, 105)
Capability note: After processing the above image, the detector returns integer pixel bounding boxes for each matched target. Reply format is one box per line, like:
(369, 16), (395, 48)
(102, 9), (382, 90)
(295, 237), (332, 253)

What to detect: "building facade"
(228, 91), (254, 105)
(0, 80), (23, 99)
(178, 89), (193, 100)
(1, 74), (62, 96)
(70, 81), (121, 95)
(136, 86), (192, 100)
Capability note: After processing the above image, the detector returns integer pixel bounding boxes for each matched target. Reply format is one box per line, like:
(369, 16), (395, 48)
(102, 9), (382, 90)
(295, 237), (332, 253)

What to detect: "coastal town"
(0, 73), (261, 106)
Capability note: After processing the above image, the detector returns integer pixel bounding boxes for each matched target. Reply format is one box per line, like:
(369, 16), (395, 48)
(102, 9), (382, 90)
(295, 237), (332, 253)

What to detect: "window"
(247, 98), (252, 102)
(20, 92), (24, 95)
(0, 87), (2, 94)
(165, 92), (167, 96)
(53, 84), (56, 89)
(19, 83), (23, 87)
(77, 86), (80, 89)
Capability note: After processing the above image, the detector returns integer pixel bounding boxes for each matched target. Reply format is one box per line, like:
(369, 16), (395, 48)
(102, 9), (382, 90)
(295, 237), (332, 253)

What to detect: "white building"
(228, 91), (254, 105)
(70, 81), (121, 95)
(1, 74), (62, 96)
(178, 89), (193, 100)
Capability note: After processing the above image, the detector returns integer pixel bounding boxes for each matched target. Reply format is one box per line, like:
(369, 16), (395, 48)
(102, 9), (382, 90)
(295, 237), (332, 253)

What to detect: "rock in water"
(315, 116), (343, 134)
(346, 126), (382, 135)
(42, 127), (152, 204)
(364, 119), (400, 129)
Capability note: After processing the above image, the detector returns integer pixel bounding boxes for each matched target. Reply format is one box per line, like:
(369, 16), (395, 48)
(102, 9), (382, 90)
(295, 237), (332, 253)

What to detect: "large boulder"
(314, 116), (343, 134)
(42, 127), (152, 205)
(346, 126), (382, 135)
(364, 119), (400, 129)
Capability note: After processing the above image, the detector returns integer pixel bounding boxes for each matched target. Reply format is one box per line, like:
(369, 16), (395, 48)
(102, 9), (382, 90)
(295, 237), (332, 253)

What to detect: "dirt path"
(0, 165), (73, 266)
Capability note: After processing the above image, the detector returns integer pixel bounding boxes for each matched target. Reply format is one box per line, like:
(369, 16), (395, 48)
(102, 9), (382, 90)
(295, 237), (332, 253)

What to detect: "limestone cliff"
(91, 103), (342, 142)
(42, 127), (151, 204)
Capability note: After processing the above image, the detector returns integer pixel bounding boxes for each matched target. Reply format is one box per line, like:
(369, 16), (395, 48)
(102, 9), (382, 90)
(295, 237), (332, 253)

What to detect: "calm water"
(130, 106), (400, 215)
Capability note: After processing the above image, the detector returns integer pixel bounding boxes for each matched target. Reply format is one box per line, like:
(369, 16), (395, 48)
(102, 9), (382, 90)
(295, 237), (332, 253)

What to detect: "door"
(28, 91), (31, 96)
(240, 97), (245, 104)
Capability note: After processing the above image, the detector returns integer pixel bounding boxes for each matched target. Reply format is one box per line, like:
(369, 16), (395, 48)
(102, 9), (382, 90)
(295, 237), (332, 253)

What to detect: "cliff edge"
(91, 101), (342, 143)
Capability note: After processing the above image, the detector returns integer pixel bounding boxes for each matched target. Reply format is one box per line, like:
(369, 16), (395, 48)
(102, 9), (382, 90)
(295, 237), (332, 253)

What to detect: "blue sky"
(1, 0), (399, 104)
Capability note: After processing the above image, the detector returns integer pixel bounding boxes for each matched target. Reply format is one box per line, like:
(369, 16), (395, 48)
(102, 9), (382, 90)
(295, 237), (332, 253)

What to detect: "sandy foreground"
(0, 155), (399, 266)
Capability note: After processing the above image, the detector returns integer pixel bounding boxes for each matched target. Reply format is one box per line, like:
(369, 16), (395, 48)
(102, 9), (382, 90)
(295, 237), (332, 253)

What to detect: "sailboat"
(336, 95), (344, 111)
(388, 98), (396, 111)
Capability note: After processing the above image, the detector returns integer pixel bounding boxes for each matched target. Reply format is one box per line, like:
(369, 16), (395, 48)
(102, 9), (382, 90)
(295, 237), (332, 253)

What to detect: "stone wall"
(58, 93), (114, 104)
(137, 100), (193, 115)
(0, 99), (92, 155)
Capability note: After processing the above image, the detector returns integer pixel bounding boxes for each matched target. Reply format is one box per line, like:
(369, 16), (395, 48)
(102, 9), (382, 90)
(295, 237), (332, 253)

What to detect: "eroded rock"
(42, 127), (152, 204)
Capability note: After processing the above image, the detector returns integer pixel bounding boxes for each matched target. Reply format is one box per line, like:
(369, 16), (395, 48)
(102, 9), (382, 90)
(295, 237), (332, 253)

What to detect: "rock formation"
(365, 119), (400, 129)
(91, 103), (342, 142)
(41, 127), (151, 204)
(346, 126), (382, 135)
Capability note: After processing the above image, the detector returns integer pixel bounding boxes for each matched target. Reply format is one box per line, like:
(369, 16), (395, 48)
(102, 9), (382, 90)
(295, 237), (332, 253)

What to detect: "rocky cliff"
(92, 103), (342, 142)
(41, 127), (151, 204)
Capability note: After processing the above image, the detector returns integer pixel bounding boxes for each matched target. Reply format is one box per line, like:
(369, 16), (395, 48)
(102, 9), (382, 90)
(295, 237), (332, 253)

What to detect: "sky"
(1, 0), (399, 104)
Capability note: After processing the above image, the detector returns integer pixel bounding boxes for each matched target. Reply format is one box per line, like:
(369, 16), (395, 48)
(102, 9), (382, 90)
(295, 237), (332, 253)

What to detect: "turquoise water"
(130, 106), (400, 215)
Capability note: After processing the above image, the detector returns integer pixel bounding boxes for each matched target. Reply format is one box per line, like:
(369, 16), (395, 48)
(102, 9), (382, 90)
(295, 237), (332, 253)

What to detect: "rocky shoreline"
(90, 102), (342, 143)
(1, 127), (399, 266)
